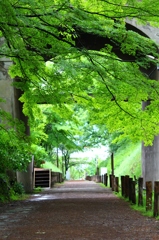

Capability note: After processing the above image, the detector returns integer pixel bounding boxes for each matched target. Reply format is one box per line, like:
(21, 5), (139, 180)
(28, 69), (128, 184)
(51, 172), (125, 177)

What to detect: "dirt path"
(0, 180), (159, 240)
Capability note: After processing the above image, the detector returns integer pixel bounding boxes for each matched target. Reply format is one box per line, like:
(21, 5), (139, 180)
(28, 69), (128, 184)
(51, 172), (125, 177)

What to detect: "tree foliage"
(0, 109), (31, 173)
(1, 0), (159, 154)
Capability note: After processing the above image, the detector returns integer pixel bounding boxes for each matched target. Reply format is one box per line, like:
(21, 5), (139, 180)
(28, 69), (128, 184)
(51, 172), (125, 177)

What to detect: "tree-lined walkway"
(0, 180), (159, 239)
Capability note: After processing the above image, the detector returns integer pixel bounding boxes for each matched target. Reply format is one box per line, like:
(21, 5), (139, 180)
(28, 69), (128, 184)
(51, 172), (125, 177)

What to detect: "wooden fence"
(86, 174), (159, 217)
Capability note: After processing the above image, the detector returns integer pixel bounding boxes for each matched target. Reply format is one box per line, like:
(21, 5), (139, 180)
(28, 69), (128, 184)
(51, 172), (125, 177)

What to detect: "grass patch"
(41, 161), (62, 173)
(100, 142), (142, 179)
(115, 189), (155, 218)
(131, 204), (153, 218)
(10, 194), (30, 201)
(33, 187), (43, 193)
(130, 190), (154, 218)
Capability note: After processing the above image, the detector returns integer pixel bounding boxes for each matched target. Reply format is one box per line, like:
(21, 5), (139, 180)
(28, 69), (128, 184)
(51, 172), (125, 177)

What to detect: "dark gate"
(34, 168), (51, 188)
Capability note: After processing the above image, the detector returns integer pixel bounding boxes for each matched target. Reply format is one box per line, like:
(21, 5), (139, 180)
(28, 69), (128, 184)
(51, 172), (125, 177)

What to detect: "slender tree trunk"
(56, 147), (59, 168)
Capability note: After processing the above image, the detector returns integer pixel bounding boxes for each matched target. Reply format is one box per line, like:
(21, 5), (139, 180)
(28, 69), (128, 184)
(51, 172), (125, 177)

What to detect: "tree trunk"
(14, 81), (33, 193)
(56, 147), (59, 168)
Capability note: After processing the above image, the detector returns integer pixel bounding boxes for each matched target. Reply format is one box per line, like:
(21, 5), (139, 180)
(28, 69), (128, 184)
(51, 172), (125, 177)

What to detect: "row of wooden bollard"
(100, 174), (159, 217)
(146, 181), (159, 217)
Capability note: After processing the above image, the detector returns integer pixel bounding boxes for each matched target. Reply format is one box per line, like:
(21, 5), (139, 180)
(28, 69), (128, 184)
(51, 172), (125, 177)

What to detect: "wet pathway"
(0, 180), (159, 239)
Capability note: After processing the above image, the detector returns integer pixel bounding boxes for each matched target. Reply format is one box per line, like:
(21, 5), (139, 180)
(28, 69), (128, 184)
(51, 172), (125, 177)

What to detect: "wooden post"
(138, 177), (143, 206)
(100, 175), (102, 183)
(121, 176), (125, 197)
(104, 173), (108, 186)
(154, 181), (159, 217)
(102, 175), (104, 184)
(96, 175), (101, 183)
(109, 174), (112, 188)
(111, 153), (114, 176)
(103, 174), (105, 185)
(146, 181), (152, 211)
(131, 181), (136, 204)
(129, 178), (133, 202)
(49, 170), (51, 188)
(115, 177), (119, 192)
(111, 175), (115, 191)
(110, 153), (115, 191)
(125, 175), (129, 198)
(101, 175), (103, 183)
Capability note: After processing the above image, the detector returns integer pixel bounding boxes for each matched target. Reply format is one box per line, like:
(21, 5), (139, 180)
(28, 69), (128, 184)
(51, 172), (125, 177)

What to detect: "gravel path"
(0, 180), (159, 240)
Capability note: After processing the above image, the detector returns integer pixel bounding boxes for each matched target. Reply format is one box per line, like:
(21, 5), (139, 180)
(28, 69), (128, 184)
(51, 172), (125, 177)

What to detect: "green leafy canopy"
(1, 0), (159, 147)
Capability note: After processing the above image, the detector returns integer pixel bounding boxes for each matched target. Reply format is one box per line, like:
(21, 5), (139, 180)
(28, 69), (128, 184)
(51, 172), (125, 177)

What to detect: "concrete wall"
(0, 57), (15, 116)
(126, 19), (159, 45)
(126, 20), (159, 187)
(0, 38), (33, 192)
(141, 69), (159, 188)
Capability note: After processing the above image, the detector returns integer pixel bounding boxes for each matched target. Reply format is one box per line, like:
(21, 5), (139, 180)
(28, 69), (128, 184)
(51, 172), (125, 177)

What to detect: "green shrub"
(0, 174), (25, 202)
(12, 182), (25, 195)
(0, 173), (11, 202)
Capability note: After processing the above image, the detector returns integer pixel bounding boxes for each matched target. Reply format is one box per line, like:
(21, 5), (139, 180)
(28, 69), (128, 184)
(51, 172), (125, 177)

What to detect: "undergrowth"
(99, 142), (142, 178)
(115, 190), (155, 219)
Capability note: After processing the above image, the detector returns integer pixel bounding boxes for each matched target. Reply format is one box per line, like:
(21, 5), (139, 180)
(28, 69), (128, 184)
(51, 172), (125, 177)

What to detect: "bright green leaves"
(0, 108), (31, 172)
(31, 104), (81, 164)
(80, 51), (159, 145)
(120, 30), (157, 58)
(1, 0), (159, 149)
